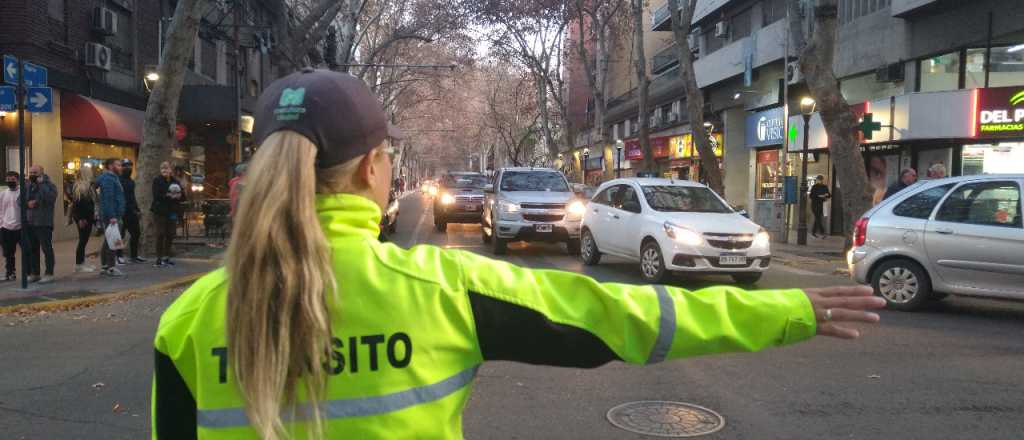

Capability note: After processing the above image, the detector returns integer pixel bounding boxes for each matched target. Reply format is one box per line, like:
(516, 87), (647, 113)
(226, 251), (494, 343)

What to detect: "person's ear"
(355, 149), (384, 188)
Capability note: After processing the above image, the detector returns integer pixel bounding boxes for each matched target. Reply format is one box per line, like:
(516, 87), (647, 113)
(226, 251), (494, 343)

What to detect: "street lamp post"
(797, 97), (816, 246)
(615, 140), (624, 178)
(582, 148), (590, 185)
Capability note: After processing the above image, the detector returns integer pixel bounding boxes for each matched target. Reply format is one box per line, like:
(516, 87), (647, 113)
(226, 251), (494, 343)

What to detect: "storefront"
(665, 132), (724, 181)
(746, 107), (786, 203)
(583, 154), (605, 186)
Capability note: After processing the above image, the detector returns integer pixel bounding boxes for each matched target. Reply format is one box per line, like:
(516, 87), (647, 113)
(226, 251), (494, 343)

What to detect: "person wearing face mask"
(26, 165), (58, 284)
(0, 172), (22, 281)
(151, 161), (186, 267)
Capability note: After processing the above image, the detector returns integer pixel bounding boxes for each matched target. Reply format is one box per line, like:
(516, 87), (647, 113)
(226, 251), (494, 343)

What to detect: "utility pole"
(233, 0), (243, 163)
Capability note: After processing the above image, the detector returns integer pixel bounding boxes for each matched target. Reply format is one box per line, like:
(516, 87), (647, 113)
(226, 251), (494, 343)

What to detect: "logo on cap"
(275, 87), (307, 121)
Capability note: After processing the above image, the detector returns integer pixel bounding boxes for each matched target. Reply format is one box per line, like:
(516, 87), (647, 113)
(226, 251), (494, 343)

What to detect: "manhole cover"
(606, 401), (724, 437)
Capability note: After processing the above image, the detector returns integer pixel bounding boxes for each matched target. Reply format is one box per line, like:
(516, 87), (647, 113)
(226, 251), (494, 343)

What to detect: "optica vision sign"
(975, 87), (1024, 137)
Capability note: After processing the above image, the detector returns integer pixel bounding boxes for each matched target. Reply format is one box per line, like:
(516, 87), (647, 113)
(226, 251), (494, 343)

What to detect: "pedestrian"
(151, 69), (885, 439)
(70, 166), (98, 273)
(0, 171), (21, 281)
(809, 175), (831, 239)
(26, 165), (57, 284)
(151, 161), (185, 267)
(883, 168), (918, 200)
(228, 162), (246, 217)
(96, 159), (127, 277)
(117, 159), (146, 264)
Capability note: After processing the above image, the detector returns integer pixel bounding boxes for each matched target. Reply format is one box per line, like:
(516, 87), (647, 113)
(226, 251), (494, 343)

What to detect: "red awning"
(61, 93), (144, 144)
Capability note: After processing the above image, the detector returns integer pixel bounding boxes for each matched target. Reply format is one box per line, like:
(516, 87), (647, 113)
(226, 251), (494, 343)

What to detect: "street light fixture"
(615, 140), (624, 178)
(143, 66), (160, 92)
(797, 97), (816, 246)
(582, 148), (590, 185)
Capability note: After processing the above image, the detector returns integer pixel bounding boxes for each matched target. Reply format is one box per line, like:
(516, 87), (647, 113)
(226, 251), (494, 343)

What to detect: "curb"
(0, 272), (205, 315)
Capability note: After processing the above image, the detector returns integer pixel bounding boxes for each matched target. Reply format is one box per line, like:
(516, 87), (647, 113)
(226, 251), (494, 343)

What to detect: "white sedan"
(580, 178), (771, 284)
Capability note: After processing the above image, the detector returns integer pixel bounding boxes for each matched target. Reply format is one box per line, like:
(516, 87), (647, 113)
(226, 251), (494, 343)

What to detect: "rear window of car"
(892, 184), (954, 219)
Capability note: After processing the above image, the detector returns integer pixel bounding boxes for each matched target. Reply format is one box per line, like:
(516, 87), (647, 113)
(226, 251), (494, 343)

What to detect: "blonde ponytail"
(226, 131), (342, 439)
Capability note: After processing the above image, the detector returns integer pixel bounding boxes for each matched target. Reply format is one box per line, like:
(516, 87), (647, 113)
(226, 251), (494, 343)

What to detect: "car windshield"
(500, 172), (569, 192)
(641, 186), (732, 213)
(449, 175), (488, 189)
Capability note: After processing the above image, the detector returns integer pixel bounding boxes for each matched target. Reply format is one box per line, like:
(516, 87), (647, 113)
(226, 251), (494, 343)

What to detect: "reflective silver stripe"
(197, 366), (479, 429)
(646, 285), (676, 364)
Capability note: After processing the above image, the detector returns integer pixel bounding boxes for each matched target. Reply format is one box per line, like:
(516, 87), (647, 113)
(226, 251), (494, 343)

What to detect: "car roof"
(597, 177), (707, 189)
(500, 167), (560, 173)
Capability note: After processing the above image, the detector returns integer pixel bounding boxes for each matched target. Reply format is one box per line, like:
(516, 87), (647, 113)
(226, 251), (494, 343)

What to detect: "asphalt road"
(2, 193), (1023, 439)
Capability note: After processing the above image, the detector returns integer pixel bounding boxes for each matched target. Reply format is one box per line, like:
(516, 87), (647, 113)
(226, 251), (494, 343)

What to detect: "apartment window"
(108, 8), (135, 73)
(763, 0), (786, 26)
(840, 0), (889, 25)
(704, 30), (725, 54)
(919, 51), (960, 92)
(841, 71), (905, 103)
(48, 0), (64, 21)
(730, 8), (753, 41)
(201, 38), (218, 79)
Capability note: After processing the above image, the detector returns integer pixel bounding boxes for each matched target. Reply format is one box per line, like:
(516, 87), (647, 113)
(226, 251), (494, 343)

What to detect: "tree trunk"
(631, 0), (653, 172)
(799, 0), (872, 246)
(337, 0), (362, 72)
(669, 0), (724, 195)
(137, 0), (208, 255)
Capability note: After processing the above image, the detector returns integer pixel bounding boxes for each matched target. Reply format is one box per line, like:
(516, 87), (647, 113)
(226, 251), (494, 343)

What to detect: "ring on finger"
(824, 308), (833, 321)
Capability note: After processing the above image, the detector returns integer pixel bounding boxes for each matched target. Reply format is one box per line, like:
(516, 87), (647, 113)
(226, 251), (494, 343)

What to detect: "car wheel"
(492, 235), (507, 255)
(872, 259), (932, 311)
(580, 229), (601, 265)
(640, 240), (667, 283)
(732, 273), (762, 285)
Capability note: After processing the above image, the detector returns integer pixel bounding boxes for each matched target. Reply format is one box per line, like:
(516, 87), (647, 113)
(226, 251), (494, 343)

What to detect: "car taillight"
(853, 217), (869, 247)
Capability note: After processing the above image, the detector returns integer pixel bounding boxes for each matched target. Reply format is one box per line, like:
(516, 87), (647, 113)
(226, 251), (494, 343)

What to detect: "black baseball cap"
(253, 68), (404, 168)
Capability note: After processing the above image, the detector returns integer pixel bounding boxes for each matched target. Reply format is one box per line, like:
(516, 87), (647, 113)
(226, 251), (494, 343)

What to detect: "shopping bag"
(105, 224), (125, 250)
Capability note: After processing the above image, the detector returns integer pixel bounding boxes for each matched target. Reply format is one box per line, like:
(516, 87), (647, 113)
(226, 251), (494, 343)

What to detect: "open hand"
(804, 286), (886, 339)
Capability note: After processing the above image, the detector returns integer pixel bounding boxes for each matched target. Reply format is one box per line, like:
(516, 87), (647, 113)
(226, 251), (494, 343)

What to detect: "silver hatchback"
(848, 174), (1024, 311)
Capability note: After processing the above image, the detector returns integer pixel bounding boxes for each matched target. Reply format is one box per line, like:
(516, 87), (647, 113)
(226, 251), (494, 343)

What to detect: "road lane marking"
(405, 202), (428, 249)
(773, 264), (832, 277)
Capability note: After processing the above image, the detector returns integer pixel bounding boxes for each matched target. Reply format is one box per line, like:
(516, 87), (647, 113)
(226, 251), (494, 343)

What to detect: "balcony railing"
(652, 43), (680, 75)
(651, 2), (671, 32)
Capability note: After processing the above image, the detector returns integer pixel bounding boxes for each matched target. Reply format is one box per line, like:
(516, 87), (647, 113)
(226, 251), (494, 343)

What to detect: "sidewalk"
(0, 237), (221, 309)
(772, 234), (850, 276)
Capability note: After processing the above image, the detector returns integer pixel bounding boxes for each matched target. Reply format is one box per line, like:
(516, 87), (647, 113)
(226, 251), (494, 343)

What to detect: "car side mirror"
(737, 209), (749, 218)
(484, 184), (494, 193)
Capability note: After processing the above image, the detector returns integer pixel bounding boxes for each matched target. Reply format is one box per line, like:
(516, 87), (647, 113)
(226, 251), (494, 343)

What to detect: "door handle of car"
(608, 213), (620, 220)
(935, 228), (955, 235)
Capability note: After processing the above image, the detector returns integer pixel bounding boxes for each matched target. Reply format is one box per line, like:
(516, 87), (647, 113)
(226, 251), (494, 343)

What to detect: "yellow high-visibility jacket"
(152, 193), (816, 439)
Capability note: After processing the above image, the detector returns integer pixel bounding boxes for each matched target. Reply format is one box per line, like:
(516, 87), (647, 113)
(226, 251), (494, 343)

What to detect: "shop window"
(755, 150), (780, 200)
(962, 143), (1024, 176)
(918, 51), (960, 92)
(936, 182), (1021, 228)
(893, 184), (953, 219)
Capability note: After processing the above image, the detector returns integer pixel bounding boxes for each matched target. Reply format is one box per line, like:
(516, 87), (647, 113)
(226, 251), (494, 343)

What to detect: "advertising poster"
(867, 154), (900, 206)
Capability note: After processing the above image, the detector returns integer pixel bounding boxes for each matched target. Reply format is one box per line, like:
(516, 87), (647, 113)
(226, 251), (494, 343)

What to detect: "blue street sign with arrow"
(3, 55), (17, 85)
(0, 86), (14, 112)
(22, 62), (47, 87)
(26, 87), (52, 113)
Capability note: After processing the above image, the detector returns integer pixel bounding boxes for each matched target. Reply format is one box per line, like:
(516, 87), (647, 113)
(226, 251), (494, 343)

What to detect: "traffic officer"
(152, 69), (885, 440)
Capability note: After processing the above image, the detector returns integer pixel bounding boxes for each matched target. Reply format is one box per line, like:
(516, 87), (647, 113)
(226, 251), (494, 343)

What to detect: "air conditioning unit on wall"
(92, 7), (118, 36)
(687, 33), (700, 53)
(786, 62), (802, 85)
(85, 42), (112, 71)
(714, 21), (729, 38)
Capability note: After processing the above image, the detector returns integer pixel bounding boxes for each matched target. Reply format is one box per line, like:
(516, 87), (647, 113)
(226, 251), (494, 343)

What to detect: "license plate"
(461, 204), (478, 211)
(536, 224), (553, 233)
(720, 255), (746, 265)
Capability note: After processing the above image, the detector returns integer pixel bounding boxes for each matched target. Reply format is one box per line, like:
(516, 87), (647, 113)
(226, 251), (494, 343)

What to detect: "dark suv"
(434, 172), (489, 231)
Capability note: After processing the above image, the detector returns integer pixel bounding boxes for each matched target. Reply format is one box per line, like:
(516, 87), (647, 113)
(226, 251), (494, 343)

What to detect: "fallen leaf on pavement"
(868, 374), (881, 379)
(92, 382), (105, 390)
(112, 403), (126, 413)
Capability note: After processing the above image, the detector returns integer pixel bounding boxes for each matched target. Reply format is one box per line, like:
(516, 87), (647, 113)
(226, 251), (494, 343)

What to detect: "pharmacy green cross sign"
(859, 113), (882, 140)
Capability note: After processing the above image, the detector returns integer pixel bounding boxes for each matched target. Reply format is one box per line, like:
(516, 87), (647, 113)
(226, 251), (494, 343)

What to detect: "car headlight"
(663, 222), (703, 246)
(440, 193), (455, 205)
(567, 200), (586, 217)
(499, 201), (520, 213)
(753, 228), (771, 248)
(428, 186), (438, 196)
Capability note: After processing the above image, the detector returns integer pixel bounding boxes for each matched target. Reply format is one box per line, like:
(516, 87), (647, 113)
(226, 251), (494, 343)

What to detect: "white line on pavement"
(773, 264), (832, 277)
(405, 203), (428, 249)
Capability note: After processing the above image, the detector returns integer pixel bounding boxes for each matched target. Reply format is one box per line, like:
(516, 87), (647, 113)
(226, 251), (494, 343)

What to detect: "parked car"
(580, 178), (771, 284)
(434, 172), (489, 231)
(482, 167), (586, 255)
(848, 174), (1024, 311)
(379, 188), (400, 241)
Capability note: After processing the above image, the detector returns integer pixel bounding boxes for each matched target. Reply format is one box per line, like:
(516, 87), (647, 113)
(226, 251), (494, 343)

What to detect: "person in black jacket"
(118, 159), (146, 264)
(809, 175), (831, 239)
(70, 167), (98, 273)
(151, 161), (185, 267)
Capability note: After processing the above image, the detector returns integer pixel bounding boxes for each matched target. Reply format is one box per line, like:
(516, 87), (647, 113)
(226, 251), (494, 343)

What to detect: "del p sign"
(746, 107), (785, 147)
(976, 87), (1024, 137)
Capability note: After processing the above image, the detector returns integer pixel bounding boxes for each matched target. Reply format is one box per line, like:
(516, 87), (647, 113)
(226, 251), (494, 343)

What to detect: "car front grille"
(704, 233), (754, 250)
(520, 203), (566, 210)
(523, 214), (564, 222)
(455, 195), (484, 203)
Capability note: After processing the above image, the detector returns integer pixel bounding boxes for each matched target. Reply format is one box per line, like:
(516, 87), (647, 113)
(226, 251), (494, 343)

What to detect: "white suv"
(580, 178), (771, 284)
(482, 168), (587, 255)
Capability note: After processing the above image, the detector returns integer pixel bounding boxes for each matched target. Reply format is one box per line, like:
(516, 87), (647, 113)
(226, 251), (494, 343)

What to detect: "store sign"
(584, 156), (605, 171)
(624, 136), (672, 160)
(976, 87), (1024, 137)
(745, 107), (785, 147)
